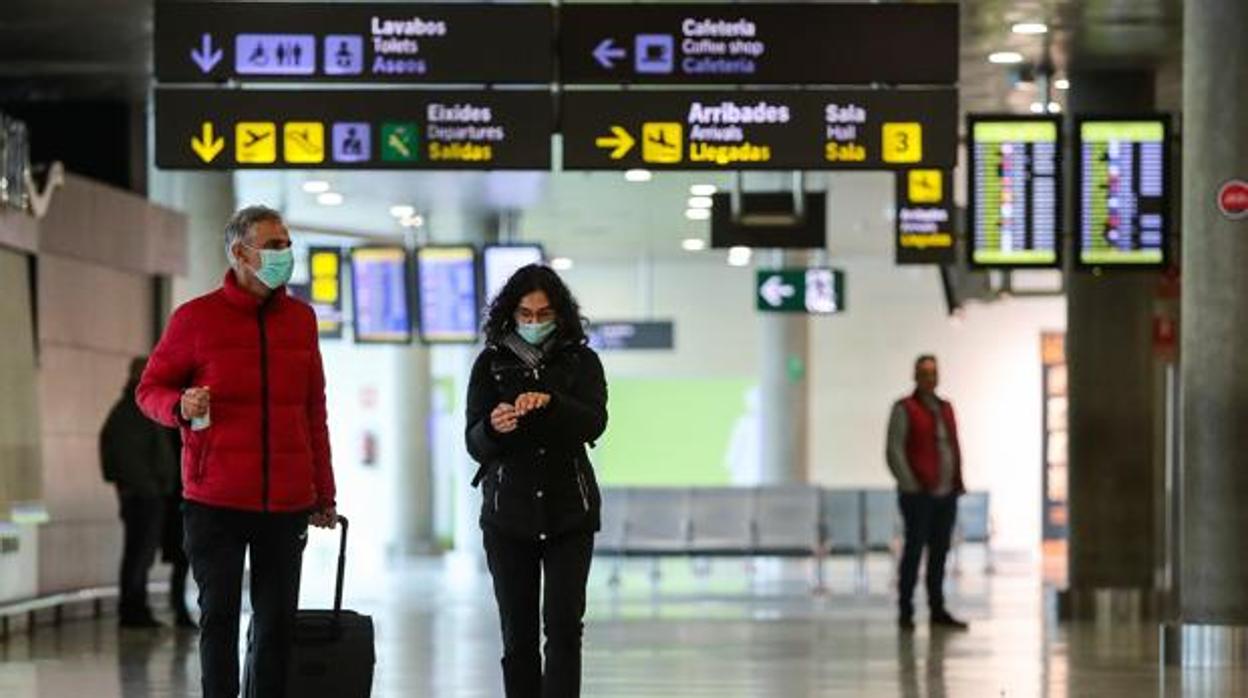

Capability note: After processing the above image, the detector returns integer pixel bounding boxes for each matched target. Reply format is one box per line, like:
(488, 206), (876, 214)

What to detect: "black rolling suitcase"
(243, 515), (376, 697)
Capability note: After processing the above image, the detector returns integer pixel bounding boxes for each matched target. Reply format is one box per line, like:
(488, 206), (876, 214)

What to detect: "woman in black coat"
(465, 264), (608, 698)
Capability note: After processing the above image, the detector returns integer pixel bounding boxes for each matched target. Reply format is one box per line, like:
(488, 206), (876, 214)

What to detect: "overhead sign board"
(587, 321), (676, 351)
(711, 192), (826, 249)
(1075, 117), (1171, 268)
(560, 3), (958, 85)
(895, 169), (956, 265)
(755, 268), (845, 314)
(968, 116), (1062, 268)
(155, 3), (554, 84)
(351, 247), (412, 344)
(156, 88), (552, 170)
(416, 246), (480, 344)
(562, 89), (956, 171)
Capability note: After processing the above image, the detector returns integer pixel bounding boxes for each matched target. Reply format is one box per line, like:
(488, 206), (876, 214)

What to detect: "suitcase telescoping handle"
(333, 515), (349, 618)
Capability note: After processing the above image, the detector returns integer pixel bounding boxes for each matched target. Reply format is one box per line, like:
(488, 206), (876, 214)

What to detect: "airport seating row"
(594, 486), (993, 589)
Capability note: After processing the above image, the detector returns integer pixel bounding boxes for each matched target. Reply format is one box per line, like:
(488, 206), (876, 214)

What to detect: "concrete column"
(428, 208), (498, 555)
(1061, 71), (1164, 619)
(392, 340), (435, 556)
(146, 171), (235, 304)
(1165, 0), (1248, 668)
(757, 250), (810, 484)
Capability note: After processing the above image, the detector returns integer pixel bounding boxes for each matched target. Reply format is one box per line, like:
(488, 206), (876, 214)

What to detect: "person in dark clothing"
(161, 428), (196, 629)
(466, 264), (608, 698)
(101, 356), (179, 629)
(885, 355), (969, 632)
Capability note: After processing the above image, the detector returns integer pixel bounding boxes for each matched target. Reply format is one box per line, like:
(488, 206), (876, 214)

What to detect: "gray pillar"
(1165, 0), (1248, 668)
(757, 250), (809, 485)
(392, 341), (435, 556)
(430, 208), (497, 555)
(147, 172), (236, 304)
(1061, 71), (1164, 619)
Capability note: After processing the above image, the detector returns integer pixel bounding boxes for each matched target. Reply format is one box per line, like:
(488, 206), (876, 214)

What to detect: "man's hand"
(491, 403), (519, 434)
(513, 392), (551, 418)
(181, 386), (210, 421)
(309, 505), (337, 529)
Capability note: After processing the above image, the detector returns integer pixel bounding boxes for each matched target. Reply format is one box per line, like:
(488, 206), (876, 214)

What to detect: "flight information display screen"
(483, 244), (544, 304)
(968, 117), (1062, 267)
(416, 246), (480, 344)
(350, 247), (412, 344)
(1076, 118), (1170, 267)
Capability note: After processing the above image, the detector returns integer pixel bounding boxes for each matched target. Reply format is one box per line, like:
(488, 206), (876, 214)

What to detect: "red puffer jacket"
(137, 271), (335, 513)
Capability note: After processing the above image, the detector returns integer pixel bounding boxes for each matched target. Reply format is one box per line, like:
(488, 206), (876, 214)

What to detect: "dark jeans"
(897, 492), (958, 617)
(118, 494), (165, 621)
(184, 502), (307, 698)
(484, 527), (594, 698)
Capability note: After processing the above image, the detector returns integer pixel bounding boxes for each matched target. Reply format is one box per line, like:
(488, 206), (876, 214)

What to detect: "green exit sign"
(756, 268), (845, 314)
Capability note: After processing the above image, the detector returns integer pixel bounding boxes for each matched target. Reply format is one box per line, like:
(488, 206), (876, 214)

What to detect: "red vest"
(901, 393), (965, 494)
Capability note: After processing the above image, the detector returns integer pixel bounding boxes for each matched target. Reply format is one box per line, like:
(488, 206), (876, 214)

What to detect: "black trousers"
(484, 527), (595, 698)
(118, 494), (165, 621)
(184, 502), (307, 698)
(897, 492), (959, 617)
(164, 495), (193, 618)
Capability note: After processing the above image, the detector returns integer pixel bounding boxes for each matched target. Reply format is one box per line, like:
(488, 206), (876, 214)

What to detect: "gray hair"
(224, 205), (284, 264)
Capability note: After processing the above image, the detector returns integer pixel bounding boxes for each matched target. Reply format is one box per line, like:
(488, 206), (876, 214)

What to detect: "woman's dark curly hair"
(483, 264), (588, 346)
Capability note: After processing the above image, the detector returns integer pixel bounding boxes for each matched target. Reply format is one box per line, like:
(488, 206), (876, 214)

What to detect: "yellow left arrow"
(191, 122), (225, 163)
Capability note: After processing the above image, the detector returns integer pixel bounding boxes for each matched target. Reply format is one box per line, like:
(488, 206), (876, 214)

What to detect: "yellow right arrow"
(595, 125), (635, 160)
(191, 122), (225, 163)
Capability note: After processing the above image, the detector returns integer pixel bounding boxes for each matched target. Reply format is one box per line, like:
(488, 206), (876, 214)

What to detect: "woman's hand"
(513, 392), (552, 417)
(491, 403), (519, 434)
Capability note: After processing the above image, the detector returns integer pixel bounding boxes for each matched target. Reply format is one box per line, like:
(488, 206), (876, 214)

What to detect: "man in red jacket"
(885, 355), (969, 632)
(138, 205), (336, 698)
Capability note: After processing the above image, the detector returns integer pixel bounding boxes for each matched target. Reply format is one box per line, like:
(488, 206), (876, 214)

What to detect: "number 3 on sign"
(883, 123), (923, 164)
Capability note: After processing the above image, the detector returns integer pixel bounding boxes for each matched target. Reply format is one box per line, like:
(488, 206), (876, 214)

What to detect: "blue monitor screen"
(417, 246), (480, 344)
(350, 247), (412, 344)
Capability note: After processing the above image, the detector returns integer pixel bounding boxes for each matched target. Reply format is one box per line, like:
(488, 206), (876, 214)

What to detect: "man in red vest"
(137, 205), (337, 697)
(886, 355), (969, 631)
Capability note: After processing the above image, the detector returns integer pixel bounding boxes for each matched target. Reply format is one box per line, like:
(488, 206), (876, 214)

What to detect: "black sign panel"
(967, 116), (1063, 268)
(560, 3), (958, 85)
(588, 321), (676, 351)
(562, 89), (956, 171)
(895, 169), (956, 265)
(711, 193), (826, 249)
(155, 3), (553, 84)
(1075, 117), (1171, 269)
(155, 88), (552, 170)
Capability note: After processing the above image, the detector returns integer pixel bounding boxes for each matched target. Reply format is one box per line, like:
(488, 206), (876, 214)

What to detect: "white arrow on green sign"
(755, 268), (845, 314)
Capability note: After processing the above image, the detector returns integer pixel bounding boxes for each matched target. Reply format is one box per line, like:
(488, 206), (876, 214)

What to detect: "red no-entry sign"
(1218, 179), (1248, 220)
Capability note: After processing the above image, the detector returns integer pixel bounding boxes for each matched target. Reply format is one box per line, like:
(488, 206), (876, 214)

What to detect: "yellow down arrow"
(595, 125), (635, 160)
(191, 122), (225, 163)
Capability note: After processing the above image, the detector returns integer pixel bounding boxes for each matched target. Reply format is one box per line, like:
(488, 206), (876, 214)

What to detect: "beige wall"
(0, 174), (186, 597)
(37, 254), (154, 593)
(0, 249), (42, 522)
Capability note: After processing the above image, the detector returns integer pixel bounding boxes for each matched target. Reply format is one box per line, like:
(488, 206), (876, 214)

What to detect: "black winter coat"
(100, 382), (179, 499)
(465, 340), (608, 541)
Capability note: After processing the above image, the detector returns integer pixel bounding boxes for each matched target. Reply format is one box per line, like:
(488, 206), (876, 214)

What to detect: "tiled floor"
(1, 552), (1246, 697)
